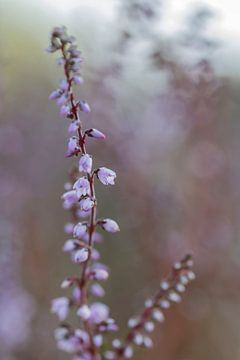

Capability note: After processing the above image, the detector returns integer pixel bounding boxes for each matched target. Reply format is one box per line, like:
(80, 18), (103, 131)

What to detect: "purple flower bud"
(85, 128), (106, 139)
(93, 269), (109, 281)
(79, 100), (91, 113)
(63, 239), (78, 252)
(72, 287), (81, 302)
(97, 167), (116, 185)
(66, 137), (80, 157)
(77, 304), (91, 320)
(61, 278), (73, 288)
(100, 219), (120, 233)
(60, 79), (69, 91)
(54, 326), (69, 341)
(57, 94), (67, 106)
(89, 302), (109, 324)
(51, 297), (69, 321)
(64, 222), (74, 234)
(93, 334), (103, 347)
(49, 89), (61, 100)
(68, 120), (80, 134)
(73, 223), (87, 239)
(80, 197), (94, 212)
(91, 248), (100, 261)
(73, 177), (90, 197)
(144, 321), (155, 332)
(143, 336), (153, 348)
(60, 105), (70, 117)
(73, 248), (89, 263)
(57, 57), (65, 66)
(73, 75), (84, 85)
(79, 154), (92, 173)
(61, 190), (78, 208)
(124, 346), (133, 358)
(152, 309), (164, 323)
(90, 283), (105, 297)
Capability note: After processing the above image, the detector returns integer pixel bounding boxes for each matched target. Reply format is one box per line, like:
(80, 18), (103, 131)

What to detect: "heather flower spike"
(47, 26), (194, 360)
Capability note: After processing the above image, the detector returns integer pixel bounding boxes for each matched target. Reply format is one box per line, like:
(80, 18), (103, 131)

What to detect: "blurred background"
(1, 0), (240, 359)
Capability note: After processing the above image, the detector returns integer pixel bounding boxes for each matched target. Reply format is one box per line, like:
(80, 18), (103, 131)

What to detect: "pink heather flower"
(61, 190), (78, 208)
(57, 94), (67, 106)
(93, 269), (109, 281)
(51, 297), (69, 321)
(57, 336), (82, 353)
(89, 302), (109, 324)
(90, 283), (105, 297)
(101, 219), (120, 233)
(59, 79), (69, 91)
(73, 177), (90, 197)
(49, 89), (61, 100)
(66, 137), (79, 157)
(93, 334), (103, 347)
(79, 100), (91, 113)
(79, 154), (92, 173)
(97, 167), (116, 185)
(124, 346), (133, 358)
(77, 304), (91, 320)
(73, 75), (84, 85)
(63, 239), (77, 252)
(72, 287), (81, 302)
(64, 222), (74, 234)
(80, 197), (94, 212)
(91, 248), (100, 261)
(73, 223), (87, 238)
(74, 329), (90, 345)
(85, 128), (106, 139)
(61, 278), (73, 288)
(73, 248), (89, 263)
(68, 120), (80, 134)
(54, 326), (69, 341)
(60, 105), (70, 117)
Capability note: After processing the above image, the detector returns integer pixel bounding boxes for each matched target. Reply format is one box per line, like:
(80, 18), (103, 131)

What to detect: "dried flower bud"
(152, 309), (164, 323)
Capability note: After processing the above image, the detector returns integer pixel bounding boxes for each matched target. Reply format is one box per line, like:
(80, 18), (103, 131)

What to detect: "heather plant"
(47, 26), (195, 360)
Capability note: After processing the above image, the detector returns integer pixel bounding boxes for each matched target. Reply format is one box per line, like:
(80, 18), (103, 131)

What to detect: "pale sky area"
(5, 0), (240, 76)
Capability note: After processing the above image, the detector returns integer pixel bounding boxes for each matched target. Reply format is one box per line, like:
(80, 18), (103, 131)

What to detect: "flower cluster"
(47, 26), (194, 360)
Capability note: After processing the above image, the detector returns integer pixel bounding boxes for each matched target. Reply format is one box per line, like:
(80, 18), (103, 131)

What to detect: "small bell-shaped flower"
(100, 219), (120, 233)
(66, 137), (80, 157)
(79, 154), (92, 173)
(73, 177), (90, 197)
(97, 167), (116, 185)
(73, 222), (87, 238)
(85, 128), (106, 139)
(73, 248), (89, 263)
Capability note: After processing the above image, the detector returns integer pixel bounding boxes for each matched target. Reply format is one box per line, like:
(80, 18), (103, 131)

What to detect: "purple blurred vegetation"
(0, 1), (240, 359)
